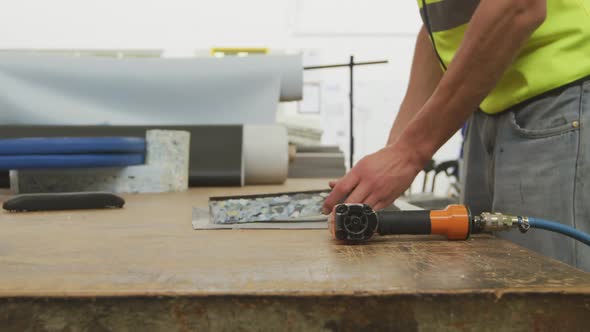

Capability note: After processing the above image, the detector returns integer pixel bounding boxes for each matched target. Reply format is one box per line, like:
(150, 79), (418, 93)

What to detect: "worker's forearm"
(394, 0), (546, 166)
(387, 27), (443, 146)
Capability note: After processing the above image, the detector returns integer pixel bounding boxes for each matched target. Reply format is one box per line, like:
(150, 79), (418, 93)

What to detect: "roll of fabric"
(0, 54), (302, 126)
(242, 125), (289, 185)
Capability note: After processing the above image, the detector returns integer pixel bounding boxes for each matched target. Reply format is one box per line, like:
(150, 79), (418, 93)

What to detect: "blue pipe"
(523, 217), (590, 246)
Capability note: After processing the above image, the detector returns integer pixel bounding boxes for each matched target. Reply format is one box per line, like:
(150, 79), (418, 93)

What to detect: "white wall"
(0, 0), (462, 194)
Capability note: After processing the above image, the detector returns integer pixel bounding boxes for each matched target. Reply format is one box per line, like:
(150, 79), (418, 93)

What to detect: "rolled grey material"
(0, 54), (302, 125)
(256, 54), (303, 101)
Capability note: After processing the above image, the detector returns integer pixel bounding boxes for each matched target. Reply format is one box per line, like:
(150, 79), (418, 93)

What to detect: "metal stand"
(304, 57), (388, 168)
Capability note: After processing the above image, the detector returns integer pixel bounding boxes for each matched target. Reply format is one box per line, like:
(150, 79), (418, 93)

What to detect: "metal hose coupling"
(475, 212), (519, 232)
(473, 212), (530, 233)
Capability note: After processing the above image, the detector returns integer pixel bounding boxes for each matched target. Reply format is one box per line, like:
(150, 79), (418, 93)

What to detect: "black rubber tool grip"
(377, 210), (431, 235)
(3, 192), (125, 212)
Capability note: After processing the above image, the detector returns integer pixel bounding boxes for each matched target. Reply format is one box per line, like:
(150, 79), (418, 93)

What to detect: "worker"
(322, 0), (590, 270)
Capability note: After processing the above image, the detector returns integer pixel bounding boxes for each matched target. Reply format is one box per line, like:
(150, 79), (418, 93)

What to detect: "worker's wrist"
(384, 137), (432, 174)
(389, 94), (449, 169)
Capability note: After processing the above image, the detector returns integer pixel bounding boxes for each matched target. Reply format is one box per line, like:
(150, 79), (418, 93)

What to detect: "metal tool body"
(330, 204), (472, 242)
(330, 203), (590, 246)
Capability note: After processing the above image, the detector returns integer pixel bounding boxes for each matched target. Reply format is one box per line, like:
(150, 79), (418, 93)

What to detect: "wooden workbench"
(1, 179), (589, 331)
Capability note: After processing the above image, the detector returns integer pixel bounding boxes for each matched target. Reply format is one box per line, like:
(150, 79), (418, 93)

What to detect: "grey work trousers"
(461, 78), (590, 271)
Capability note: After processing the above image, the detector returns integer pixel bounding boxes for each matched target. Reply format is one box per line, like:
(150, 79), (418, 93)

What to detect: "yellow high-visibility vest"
(417, 0), (590, 114)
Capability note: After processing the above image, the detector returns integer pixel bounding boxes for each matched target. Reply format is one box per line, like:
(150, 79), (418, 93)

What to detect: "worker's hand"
(322, 144), (424, 214)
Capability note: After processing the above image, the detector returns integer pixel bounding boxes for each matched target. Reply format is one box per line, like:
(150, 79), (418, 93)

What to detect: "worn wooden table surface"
(1, 179), (589, 331)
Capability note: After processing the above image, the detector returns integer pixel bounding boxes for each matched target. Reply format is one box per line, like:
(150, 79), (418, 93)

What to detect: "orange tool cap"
(430, 205), (471, 240)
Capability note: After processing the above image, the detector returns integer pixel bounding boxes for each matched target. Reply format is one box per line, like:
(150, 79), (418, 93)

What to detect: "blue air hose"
(522, 217), (590, 246)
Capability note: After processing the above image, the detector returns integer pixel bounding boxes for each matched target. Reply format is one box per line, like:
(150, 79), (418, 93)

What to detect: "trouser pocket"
(508, 84), (582, 138)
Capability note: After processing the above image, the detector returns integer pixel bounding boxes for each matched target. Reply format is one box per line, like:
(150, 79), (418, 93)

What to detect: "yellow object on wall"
(210, 48), (268, 57)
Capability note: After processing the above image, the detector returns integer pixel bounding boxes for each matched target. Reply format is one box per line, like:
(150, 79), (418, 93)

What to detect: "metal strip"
(420, 0), (481, 33)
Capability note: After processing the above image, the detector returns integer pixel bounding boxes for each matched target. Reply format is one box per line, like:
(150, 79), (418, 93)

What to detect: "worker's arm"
(323, 0), (546, 213)
(328, 26), (442, 190)
(387, 26), (444, 146)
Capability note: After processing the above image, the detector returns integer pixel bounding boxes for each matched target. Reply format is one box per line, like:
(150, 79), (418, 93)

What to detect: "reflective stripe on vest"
(417, 0), (590, 114)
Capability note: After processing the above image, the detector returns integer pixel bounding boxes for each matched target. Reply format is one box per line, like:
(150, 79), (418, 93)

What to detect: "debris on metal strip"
(209, 190), (329, 224)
